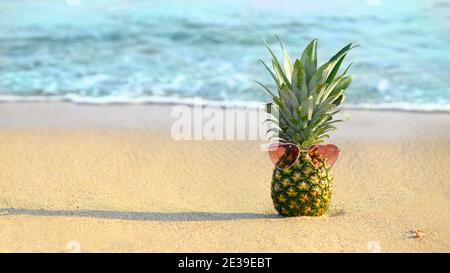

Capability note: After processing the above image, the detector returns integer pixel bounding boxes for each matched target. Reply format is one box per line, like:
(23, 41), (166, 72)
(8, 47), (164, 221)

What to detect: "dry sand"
(0, 102), (449, 252)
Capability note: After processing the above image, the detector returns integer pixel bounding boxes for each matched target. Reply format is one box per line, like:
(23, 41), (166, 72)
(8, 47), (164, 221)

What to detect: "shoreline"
(1, 96), (450, 113)
(0, 102), (449, 252)
(1, 102), (449, 141)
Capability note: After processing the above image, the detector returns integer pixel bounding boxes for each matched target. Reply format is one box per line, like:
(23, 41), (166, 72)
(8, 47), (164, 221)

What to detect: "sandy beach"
(0, 102), (449, 252)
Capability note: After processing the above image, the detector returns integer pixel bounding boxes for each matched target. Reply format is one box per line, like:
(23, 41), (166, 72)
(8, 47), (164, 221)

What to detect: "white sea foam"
(1, 0), (450, 110)
(1, 95), (449, 113)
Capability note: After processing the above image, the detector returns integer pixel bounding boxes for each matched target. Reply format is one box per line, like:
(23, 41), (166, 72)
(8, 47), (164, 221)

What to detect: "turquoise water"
(1, 0), (450, 110)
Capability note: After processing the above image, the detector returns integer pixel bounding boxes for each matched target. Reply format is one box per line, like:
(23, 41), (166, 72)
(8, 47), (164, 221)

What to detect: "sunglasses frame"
(269, 142), (341, 170)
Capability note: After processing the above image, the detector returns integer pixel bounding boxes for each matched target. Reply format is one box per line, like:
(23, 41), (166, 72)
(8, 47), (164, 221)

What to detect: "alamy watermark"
(170, 98), (276, 150)
(66, 0), (81, 6)
(66, 241), (81, 253)
(367, 0), (381, 6)
(367, 241), (382, 253)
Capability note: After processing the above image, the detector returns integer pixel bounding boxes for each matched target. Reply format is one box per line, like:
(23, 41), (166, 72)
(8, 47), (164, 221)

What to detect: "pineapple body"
(258, 38), (355, 217)
(271, 153), (333, 217)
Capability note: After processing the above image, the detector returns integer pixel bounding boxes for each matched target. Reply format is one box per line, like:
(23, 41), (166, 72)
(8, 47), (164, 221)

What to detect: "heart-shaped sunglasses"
(268, 143), (340, 170)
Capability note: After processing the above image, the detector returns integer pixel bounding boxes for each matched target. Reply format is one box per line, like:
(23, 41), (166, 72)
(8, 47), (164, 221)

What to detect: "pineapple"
(258, 38), (355, 217)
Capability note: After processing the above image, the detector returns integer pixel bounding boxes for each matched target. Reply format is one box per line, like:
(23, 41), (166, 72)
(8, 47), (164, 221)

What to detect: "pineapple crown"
(258, 37), (356, 149)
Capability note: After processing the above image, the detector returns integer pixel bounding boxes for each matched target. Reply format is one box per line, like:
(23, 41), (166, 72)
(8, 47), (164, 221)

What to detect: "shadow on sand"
(0, 208), (281, 221)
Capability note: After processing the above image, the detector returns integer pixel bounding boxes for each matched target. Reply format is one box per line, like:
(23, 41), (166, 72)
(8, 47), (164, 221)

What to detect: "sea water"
(0, 0), (449, 111)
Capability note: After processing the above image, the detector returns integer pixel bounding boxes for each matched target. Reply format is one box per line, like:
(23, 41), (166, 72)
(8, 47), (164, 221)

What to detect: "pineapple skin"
(271, 153), (333, 217)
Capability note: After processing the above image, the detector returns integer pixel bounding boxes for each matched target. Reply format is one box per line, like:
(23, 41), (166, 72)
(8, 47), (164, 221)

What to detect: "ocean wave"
(1, 95), (449, 113)
(1, 0), (450, 109)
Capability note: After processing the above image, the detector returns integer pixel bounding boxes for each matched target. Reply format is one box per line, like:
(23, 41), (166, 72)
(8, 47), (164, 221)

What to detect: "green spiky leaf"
(300, 39), (317, 84)
(259, 37), (356, 147)
(263, 38), (291, 88)
(291, 60), (308, 102)
(255, 80), (276, 98)
(276, 35), (293, 81)
(259, 59), (280, 88)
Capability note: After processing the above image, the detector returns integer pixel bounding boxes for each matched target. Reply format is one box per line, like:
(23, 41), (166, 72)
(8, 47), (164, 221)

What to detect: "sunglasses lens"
(268, 143), (300, 169)
(307, 144), (340, 167)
